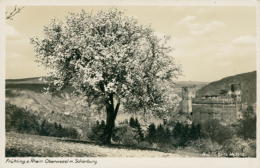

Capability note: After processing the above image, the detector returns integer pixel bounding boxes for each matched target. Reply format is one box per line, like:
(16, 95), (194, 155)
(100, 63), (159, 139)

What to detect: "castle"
(182, 84), (243, 125)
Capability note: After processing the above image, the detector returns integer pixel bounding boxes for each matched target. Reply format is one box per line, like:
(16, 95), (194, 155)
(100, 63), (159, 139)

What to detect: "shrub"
(202, 119), (234, 144)
(247, 140), (256, 157)
(137, 141), (151, 148)
(157, 143), (174, 152)
(186, 138), (222, 154)
(222, 137), (256, 157)
(87, 123), (106, 142)
(112, 125), (140, 145)
(236, 112), (256, 140)
(6, 103), (40, 134)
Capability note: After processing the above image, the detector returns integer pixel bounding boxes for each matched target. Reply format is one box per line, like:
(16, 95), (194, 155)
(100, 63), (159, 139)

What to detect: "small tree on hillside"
(135, 118), (144, 141)
(164, 126), (172, 144)
(190, 122), (199, 140)
(172, 122), (183, 138)
(30, 8), (182, 144)
(129, 117), (136, 128)
(147, 123), (157, 143)
(197, 123), (202, 138)
(156, 123), (165, 144)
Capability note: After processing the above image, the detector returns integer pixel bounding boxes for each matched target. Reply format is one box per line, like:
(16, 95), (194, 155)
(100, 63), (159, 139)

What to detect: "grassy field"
(6, 132), (202, 157)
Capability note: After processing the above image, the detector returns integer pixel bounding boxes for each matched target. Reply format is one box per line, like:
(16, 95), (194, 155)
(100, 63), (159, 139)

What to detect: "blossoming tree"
(31, 8), (182, 144)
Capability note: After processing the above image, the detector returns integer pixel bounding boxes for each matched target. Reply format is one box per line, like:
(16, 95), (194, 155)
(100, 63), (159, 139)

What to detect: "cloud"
(6, 25), (21, 38)
(176, 15), (196, 26)
(190, 21), (225, 36)
(176, 16), (225, 36)
(232, 36), (256, 45)
(6, 25), (30, 44)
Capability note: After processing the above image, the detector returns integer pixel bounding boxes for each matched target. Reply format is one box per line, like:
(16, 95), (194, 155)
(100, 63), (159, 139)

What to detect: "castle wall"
(192, 104), (238, 124)
(192, 98), (234, 104)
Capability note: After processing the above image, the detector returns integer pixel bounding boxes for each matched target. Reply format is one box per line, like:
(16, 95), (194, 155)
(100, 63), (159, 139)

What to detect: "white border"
(1, 0), (259, 168)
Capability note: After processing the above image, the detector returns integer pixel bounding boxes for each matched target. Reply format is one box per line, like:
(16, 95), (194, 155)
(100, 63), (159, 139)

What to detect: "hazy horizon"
(5, 70), (256, 83)
(5, 6), (256, 82)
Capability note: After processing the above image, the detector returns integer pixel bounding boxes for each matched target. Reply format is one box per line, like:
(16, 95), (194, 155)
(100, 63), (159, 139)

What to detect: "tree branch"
(6, 6), (24, 20)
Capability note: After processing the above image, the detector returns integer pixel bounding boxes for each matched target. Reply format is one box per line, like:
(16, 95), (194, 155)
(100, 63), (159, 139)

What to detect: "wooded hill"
(196, 71), (256, 105)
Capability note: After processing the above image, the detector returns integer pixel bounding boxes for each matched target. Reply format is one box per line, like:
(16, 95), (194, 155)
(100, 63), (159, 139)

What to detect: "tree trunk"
(104, 93), (120, 144)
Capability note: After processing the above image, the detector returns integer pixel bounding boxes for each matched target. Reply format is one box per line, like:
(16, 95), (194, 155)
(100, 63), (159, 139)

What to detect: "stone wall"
(192, 103), (240, 125)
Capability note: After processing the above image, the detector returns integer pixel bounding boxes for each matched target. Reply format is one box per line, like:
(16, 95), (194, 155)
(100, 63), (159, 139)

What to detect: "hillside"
(196, 71), (256, 105)
(5, 77), (208, 127)
(6, 83), (74, 113)
(5, 77), (207, 111)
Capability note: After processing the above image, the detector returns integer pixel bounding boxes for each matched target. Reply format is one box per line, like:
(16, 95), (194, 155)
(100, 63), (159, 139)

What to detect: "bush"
(6, 103), (40, 134)
(222, 137), (256, 157)
(247, 140), (256, 157)
(157, 143), (174, 152)
(202, 119), (234, 144)
(137, 141), (151, 148)
(87, 121), (106, 142)
(236, 113), (256, 140)
(112, 125), (140, 145)
(186, 138), (222, 154)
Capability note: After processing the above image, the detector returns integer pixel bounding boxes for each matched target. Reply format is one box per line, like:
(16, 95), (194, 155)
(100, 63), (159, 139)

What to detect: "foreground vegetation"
(5, 102), (256, 157)
(6, 102), (79, 139)
(87, 105), (256, 157)
(6, 132), (191, 157)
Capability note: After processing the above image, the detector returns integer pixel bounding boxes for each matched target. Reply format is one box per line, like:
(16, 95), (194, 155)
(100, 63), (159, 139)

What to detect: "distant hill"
(172, 81), (209, 98)
(5, 77), (208, 124)
(5, 77), (75, 113)
(6, 77), (47, 84)
(196, 71), (256, 105)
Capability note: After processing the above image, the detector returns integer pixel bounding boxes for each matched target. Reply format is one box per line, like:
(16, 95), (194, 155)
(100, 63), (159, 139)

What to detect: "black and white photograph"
(1, 0), (259, 167)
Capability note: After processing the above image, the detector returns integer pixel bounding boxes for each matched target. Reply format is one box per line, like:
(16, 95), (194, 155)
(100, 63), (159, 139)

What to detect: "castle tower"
(231, 83), (241, 103)
(182, 85), (196, 114)
(231, 83), (242, 120)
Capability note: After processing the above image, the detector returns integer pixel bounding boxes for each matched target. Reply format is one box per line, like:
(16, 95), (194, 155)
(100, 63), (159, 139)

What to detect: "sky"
(5, 6), (256, 82)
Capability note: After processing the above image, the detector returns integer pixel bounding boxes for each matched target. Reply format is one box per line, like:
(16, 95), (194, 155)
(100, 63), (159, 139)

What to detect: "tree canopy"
(31, 8), (182, 143)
